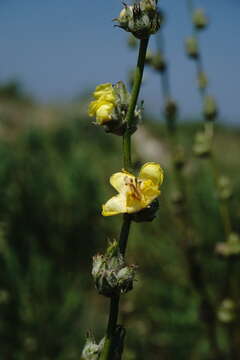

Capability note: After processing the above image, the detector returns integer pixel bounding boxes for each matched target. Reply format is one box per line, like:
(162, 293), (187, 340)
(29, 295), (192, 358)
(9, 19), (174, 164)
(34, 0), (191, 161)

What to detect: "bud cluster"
(218, 299), (236, 324)
(192, 9), (208, 30)
(185, 37), (199, 59)
(145, 50), (167, 73)
(109, 81), (142, 136)
(115, 0), (161, 39)
(92, 241), (136, 297)
(193, 131), (212, 157)
(215, 233), (240, 258)
(217, 176), (232, 201)
(81, 333), (105, 360)
(203, 95), (218, 121)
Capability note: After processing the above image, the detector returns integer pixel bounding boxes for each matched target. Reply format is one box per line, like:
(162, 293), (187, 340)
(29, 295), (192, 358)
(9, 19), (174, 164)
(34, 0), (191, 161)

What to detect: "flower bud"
(203, 95), (218, 121)
(193, 131), (212, 157)
(131, 198), (159, 222)
(218, 299), (236, 324)
(0, 289), (10, 305)
(92, 241), (136, 297)
(151, 52), (167, 72)
(215, 233), (240, 258)
(185, 37), (199, 59)
(173, 145), (185, 170)
(145, 49), (154, 65)
(197, 71), (208, 90)
(81, 333), (105, 360)
(115, 0), (161, 39)
(217, 176), (232, 200)
(192, 9), (208, 30)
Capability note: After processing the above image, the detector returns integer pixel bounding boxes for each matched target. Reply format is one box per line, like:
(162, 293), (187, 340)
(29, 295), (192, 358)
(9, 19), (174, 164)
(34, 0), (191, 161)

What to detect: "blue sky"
(0, 0), (239, 123)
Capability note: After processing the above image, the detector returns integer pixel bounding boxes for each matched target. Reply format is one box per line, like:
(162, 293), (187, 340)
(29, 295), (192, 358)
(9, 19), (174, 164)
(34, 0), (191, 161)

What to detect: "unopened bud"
(0, 289), (10, 304)
(81, 333), (105, 360)
(115, 0), (162, 39)
(215, 233), (240, 257)
(218, 299), (236, 324)
(92, 241), (136, 297)
(193, 131), (212, 157)
(145, 49), (154, 65)
(151, 52), (167, 72)
(203, 95), (218, 121)
(185, 37), (199, 59)
(193, 9), (208, 30)
(197, 71), (208, 90)
(217, 176), (232, 200)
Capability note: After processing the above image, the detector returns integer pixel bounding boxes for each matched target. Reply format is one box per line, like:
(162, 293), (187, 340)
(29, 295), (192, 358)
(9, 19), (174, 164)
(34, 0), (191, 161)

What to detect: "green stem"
(100, 37), (149, 360)
(123, 37), (149, 171)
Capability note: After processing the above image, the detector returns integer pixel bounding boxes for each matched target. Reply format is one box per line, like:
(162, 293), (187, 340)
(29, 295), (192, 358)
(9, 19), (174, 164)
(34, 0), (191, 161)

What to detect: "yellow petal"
(102, 194), (126, 216)
(139, 162), (164, 186)
(94, 83), (113, 99)
(125, 195), (144, 213)
(110, 171), (135, 193)
(96, 103), (114, 124)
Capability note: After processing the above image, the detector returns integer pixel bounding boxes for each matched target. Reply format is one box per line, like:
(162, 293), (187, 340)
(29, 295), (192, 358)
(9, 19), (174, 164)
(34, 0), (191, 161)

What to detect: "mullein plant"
(81, 1), (163, 359)
(185, 0), (240, 357)
(142, 17), (223, 359)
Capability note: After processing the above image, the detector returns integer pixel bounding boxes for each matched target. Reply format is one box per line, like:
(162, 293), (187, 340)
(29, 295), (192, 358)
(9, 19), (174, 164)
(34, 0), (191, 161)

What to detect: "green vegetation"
(0, 99), (239, 359)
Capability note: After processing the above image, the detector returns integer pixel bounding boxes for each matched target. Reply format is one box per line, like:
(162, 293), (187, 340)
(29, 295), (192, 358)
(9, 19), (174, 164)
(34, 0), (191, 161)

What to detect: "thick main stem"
(100, 38), (149, 360)
(123, 37), (149, 171)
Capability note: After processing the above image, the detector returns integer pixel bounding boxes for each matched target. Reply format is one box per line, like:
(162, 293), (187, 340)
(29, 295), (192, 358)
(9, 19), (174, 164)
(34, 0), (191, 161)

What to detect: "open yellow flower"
(102, 162), (164, 216)
(88, 83), (116, 125)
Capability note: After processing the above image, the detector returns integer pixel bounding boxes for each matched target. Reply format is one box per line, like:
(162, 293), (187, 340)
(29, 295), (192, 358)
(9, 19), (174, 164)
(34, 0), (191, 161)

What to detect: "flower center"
(124, 176), (142, 201)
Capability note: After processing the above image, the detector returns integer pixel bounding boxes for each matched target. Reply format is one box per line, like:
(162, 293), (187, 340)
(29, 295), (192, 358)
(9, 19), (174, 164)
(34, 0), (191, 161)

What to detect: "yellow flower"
(88, 83), (116, 125)
(102, 162), (164, 216)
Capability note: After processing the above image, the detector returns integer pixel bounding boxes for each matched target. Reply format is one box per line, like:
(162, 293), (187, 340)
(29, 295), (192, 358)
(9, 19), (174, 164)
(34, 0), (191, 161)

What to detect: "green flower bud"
(203, 95), (218, 121)
(92, 241), (136, 297)
(0, 289), (10, 304)
(193, 131), (212, 157)
(115, 0), (162, 40)
(185, 37), (199, 59)
(215, 233), (240, 257)
(145, 49), (154, 65)
(151, 52), (167, 72)
(218, 299), (236, 324)
(131, 199), (159, 222)
(217, 176), (232, 200)
(81, 333), (105, 360)
(192, 9), (208, 30)
(197, 71), (208, 90)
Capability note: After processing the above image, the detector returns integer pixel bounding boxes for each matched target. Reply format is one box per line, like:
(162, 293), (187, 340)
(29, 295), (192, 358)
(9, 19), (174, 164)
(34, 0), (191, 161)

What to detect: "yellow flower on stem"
(102, 162), (164, 216)
(88, 83), (116, 125)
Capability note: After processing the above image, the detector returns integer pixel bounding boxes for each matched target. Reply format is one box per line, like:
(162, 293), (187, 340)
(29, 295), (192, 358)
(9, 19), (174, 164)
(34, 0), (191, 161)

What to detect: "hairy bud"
(203, 95), (218, 121)
(115, 0), (162, 39)
(185, 37), (199, 59)
(92, 241), (136, 297)
(193, 9), (208, 30)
